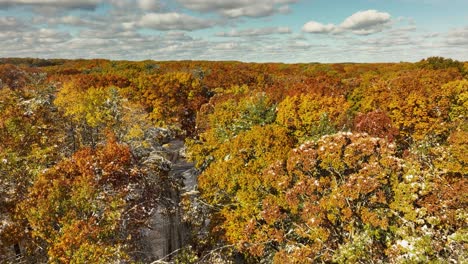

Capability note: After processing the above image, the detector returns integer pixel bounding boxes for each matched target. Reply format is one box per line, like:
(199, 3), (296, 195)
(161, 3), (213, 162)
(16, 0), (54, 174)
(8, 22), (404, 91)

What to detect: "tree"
(353, 110), (398, 142)
(189, 93), (277, 169)
(190, 125), (295, 262)
(0, 64), (30, 90)
(418, 56), (466, 76)
(54, 81), (124, 149)
(237, 133), (403, 262)
(386, 152), (467, 262)
(0, 74), (63, 261)
(354, 69), (463, 147)
(19, 135), (163, 263)
(53, 73), (172, 158)
(276, 94), (349, 140)
(1, 58), (466, 263)
(211, 131), (466, 263)
(140, 72), (208, 134)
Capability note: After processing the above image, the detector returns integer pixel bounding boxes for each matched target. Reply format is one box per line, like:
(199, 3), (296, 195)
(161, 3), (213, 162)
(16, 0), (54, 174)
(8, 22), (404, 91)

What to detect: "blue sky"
(0, 0), (467, 62)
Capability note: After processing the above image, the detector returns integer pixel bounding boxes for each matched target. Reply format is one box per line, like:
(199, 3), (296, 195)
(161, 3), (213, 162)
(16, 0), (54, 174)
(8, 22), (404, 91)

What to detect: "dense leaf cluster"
(0, 58), (466, 263)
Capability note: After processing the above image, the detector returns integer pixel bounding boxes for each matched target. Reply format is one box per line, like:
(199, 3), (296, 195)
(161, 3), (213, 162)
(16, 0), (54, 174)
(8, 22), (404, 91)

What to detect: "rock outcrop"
(139, 139), (198, 262)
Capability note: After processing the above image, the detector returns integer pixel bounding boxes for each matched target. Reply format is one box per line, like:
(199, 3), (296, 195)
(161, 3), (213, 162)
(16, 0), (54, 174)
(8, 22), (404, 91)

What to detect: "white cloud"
(287, 40), (312, 50)
(78, 28), (141, 39)
(137, 0), (160, 11)
(61, 15), (84, 25)
(340, 10), (390, 30)
(222, 4), (274, 18)
(0, 1), (465, 63)
(176, 0), (298, 18)
(0, 0), (101, 9)
(302, 21), (335, 33)
(108, 0), (160, 12)
(139, 12), (214, 31)
(0, 16), (24, 30)
(357, 35), (415, 47)
(40, 15), (102, 28)
(165, 31), (194, 41)
(0, 27), (70, 49)
(277, 5), (291, 14)
(216, 27), (291, 37)
(35, 28), (71, 43)
(303, 10), (392, 35)
(213, 42), (241, 50)
(446, 26), (468, 46)
(339, 10), (391, 35)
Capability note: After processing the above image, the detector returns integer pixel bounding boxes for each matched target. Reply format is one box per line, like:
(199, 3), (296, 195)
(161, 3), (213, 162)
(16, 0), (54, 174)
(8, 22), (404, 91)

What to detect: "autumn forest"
(0, 57), (466, 263)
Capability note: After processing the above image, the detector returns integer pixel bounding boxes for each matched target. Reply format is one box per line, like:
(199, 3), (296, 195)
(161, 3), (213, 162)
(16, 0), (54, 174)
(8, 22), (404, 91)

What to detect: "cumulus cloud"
(213, 42), (241, 50)
(176, 0), (298, 18)
(303, 10), (392, 35)
(0, 0), (161, 14)
(277, 5), (292, 14)
(137, 0), (160, 11)
(302, 21), (335, 33)
(356, 35), (415, 47)
(108, 0), (160, 12)
(35, 28), (71, 43)
(0, 16), (25, 30)
(78, 28), (140, 39)
(0, 27), (70, 51)
(164, 31), (194, 41)
(0, 1), (465, 63)
(60, 15), (86, 25)
(216, 27), (291, 37)
(446, 26), (468, 46)
(139, 12), (214, 31)
(38, 15), (102, 28)
(287, 40), (312, 50)
(340, 10), (391, 35)
(0, 0), (101, 9)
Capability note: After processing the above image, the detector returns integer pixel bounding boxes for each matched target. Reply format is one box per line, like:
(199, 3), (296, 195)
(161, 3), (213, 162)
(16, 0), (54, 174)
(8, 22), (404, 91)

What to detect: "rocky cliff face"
(139, 139), (198, 262)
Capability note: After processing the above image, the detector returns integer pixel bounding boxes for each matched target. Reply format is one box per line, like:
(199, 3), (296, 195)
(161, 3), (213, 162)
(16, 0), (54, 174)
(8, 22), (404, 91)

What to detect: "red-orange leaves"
(141, 72), (207, 133)
(251, 133), (403, 263)
(260, 195), (285, 225)
(354, 110), (398, 142)
(286, 141), (318, 174)
(355, 69), (463, 144)
(20, 137), (146, 263)
(0, 64), (30, 89)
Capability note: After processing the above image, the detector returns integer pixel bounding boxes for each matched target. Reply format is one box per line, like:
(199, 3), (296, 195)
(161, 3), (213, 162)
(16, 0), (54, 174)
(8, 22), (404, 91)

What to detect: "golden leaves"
(19, 137), (141, 262)
(276, 94), (349, 140)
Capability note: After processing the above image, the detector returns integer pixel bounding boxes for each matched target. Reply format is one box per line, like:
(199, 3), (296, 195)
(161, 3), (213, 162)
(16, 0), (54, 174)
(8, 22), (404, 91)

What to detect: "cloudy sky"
(0, 0), (467, 62)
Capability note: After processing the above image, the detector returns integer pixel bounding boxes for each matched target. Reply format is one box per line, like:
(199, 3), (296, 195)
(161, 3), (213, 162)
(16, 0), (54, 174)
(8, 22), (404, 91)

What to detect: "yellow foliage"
(276, 94), (349, 139)
(54, 82), (119, 128)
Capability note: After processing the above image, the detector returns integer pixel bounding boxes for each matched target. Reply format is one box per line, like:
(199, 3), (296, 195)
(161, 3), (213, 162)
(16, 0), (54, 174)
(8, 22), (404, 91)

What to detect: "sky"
(0, 0), (467, 63)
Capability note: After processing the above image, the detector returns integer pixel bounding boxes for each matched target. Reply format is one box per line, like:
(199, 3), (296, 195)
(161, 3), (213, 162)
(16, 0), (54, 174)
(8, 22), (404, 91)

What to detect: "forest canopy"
(0, 57), (466, 263)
